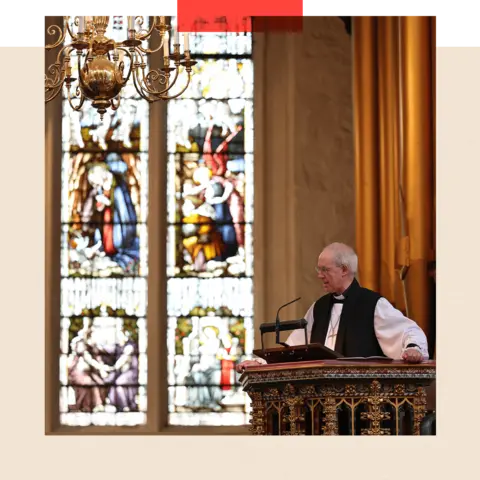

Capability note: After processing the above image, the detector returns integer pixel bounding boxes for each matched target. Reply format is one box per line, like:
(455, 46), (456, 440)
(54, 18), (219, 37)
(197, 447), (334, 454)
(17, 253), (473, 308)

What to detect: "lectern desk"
(239, 347), (436, 435)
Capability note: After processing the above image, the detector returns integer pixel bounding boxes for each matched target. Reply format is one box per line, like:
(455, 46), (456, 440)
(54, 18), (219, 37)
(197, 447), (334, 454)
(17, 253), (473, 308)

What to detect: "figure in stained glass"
(104, 329), (139, 412)
(66, 315), (141, 414)
(203, 121), (245, 258)
(179, 120), (246, 274)
(203, 121), (242, 175)
(184, 325), (223, 410)
(182, 166), (225, 272)
(67, 318), (110, 413)
(219, 332), (239, 391)
(69, 153), (141, 275)
(170, 312), (247, 415)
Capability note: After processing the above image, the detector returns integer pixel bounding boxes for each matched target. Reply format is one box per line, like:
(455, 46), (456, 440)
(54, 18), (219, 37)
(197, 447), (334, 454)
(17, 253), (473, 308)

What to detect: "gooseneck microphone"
(258, 297), (307, 349)
(275, 297), (301, 346)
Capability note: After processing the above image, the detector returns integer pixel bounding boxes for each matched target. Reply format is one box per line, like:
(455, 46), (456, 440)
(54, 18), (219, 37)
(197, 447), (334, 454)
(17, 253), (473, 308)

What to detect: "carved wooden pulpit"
(240, 358), (436, 435)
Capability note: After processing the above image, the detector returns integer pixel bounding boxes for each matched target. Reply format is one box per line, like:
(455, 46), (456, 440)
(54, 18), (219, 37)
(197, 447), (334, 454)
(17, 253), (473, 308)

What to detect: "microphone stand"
(259, 297), (308, 350)
(275, 297), (301, 347)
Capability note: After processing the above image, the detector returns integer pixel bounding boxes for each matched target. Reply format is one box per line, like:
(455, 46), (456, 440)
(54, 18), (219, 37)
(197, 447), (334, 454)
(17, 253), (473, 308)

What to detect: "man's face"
(316, 251), (348, 294)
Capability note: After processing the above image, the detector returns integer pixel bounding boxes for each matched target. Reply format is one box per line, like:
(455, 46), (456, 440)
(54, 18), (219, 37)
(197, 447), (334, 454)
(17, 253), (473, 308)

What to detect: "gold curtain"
(352, 16), (436, 341)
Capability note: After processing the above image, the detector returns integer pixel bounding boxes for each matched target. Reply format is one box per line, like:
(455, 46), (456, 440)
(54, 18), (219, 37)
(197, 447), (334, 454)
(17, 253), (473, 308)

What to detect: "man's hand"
(235, 359), (263, 373)
(402, 347), (424, 364)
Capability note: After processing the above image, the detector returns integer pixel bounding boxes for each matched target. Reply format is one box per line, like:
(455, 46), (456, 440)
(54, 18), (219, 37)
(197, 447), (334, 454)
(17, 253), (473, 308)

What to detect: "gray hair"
(322, 242), (358, 275)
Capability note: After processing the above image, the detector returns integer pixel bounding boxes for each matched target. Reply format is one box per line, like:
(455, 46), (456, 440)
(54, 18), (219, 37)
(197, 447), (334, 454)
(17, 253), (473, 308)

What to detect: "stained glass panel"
(167, 20), (254, 426)
(186, 32), (252, 56)
(181, 59), (254, 99)
(59, 16), (149, 426)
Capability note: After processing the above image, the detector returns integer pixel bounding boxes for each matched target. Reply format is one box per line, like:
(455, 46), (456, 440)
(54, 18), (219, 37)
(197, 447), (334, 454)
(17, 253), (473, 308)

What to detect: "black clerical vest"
(310, 278), (385, 357)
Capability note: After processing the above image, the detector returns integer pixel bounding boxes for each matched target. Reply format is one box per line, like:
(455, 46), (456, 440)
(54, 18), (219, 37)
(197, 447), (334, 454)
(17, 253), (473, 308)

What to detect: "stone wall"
(254, 17), (354, 343)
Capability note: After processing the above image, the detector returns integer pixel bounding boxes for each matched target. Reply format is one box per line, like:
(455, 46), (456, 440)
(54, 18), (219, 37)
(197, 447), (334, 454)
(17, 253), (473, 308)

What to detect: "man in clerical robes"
(236, 242), (430, 434)
(237, 242), (428, 370)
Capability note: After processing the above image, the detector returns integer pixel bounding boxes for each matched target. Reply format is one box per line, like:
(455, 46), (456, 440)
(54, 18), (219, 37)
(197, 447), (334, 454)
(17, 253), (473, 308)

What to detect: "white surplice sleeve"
(286, 302), (315, 346)
(374, 297), (429, 360)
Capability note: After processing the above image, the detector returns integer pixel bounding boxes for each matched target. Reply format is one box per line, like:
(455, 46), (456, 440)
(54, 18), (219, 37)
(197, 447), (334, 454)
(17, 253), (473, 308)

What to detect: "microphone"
(258, 297), (307, 349)
(275, 297), (301, 346)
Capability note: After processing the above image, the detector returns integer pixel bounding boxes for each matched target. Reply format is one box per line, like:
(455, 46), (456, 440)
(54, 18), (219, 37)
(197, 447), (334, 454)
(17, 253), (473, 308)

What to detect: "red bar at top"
(177, 0), (303, 32)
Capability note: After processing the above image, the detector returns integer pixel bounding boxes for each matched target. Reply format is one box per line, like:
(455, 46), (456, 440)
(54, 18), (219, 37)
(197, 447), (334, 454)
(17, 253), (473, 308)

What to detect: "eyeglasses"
(315, 266), (332, 274)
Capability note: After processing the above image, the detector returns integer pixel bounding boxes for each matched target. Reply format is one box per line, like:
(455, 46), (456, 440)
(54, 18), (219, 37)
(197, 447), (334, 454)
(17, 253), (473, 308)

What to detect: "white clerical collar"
(333, 280), (356, 300)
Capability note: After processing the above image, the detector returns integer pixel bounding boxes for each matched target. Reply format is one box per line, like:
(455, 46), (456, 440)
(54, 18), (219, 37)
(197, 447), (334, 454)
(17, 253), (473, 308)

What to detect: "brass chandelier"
(45, 16), (196, 118)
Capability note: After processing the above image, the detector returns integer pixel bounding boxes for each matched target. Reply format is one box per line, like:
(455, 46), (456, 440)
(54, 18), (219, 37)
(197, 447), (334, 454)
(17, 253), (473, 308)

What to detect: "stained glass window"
(59, 16), (148, 426)
(166, 20), (254, 426)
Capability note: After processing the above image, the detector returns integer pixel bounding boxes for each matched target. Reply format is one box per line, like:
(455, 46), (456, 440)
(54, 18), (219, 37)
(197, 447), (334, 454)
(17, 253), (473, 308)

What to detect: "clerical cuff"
(403, 344), (422, 355)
